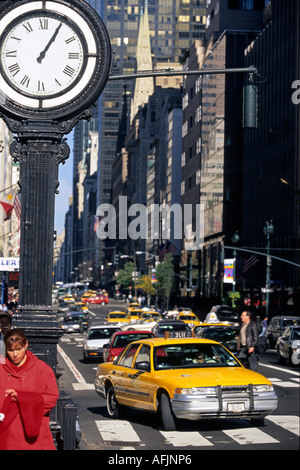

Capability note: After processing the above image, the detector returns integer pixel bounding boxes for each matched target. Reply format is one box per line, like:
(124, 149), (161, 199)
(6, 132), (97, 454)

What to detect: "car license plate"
(228, 403), (245, 412)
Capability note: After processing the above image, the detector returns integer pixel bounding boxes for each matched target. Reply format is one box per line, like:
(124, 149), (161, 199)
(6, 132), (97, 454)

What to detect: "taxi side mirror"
(135, 361), (150, 372)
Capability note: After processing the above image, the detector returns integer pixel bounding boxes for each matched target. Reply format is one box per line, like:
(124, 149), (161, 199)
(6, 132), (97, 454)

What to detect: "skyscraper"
(69, 0), (206, 283)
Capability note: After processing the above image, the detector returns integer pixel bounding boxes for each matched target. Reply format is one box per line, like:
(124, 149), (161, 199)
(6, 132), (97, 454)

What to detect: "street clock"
(0, 0), (111, 123)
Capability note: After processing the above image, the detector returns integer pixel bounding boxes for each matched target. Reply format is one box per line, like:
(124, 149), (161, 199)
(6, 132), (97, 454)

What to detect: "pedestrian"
(0, 313), (12, 364)
(0, 328), (59, 450)
(259, 317), (268, 336)
(237, 310), (259, 371)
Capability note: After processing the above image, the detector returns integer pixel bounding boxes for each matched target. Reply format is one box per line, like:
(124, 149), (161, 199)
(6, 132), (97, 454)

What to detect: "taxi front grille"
(221, 385), (248, 393)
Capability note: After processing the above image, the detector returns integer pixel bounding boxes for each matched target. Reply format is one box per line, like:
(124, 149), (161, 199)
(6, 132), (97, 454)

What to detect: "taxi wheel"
(160, 393), (176, 431)
(107, 385), (120, 419)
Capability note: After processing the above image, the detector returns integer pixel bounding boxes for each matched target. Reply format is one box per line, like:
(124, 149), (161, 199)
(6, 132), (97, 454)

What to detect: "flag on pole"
(159, 242), (166, 261)
(13, 194), (21, 220)
(0, 190), (16, 220)
(242, 255), (259, 274)
(159, 240), (176, 260)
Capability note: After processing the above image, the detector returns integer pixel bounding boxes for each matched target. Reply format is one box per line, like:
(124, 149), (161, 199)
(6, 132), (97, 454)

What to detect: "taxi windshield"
(154, 343), (240, 370)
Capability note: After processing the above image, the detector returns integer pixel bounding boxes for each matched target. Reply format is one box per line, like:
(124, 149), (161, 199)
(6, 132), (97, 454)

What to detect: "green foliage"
(116, 261), (136, 289)
(155, 253), (175, 309)
(136, 275), (156, 296)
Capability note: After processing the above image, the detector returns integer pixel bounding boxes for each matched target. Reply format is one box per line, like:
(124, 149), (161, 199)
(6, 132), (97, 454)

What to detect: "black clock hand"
(37, 22), (62, 63)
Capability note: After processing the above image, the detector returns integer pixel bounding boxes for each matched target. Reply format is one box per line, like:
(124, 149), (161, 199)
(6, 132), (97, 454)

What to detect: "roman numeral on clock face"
(39, 19), (49, 29)
(23, 22), (33, 33)
(68, 53), (80, 59)
(63, 65), (75, 77)
(20, 75), (30, 87)
(8, 63), (20, 76)
(6, 50), (17, 58)
(38, 81), (45, 91)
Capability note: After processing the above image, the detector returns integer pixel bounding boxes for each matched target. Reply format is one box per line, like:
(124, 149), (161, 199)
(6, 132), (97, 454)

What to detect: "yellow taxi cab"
(63, 294), (75, 303)
(105, 311), (129, 324)
(74, 301), (88, 311)
(128, 302), (140, 309)
(81, 290), (97, 301)
(127, 309), (144, 321)
(176, 311), (200, 327)
(95, 337), (278, 431)
(140, 311), (162, 322)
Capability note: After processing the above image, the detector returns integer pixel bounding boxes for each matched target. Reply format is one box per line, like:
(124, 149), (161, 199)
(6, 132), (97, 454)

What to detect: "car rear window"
(113, 332), (154, 348)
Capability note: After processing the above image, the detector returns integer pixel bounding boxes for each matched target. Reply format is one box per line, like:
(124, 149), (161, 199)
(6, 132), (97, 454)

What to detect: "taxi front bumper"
(171, 384), (278, 420)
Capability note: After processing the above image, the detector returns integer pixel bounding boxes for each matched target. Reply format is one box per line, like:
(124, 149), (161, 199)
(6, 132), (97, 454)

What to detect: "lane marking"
(57, 344), (86, 384)
(266, 415), (300, 436)
(161, 431), (213, 447)
(260, 362), (300, 376)
(95, 420), (141, 443)
(223, 427), (279, 445)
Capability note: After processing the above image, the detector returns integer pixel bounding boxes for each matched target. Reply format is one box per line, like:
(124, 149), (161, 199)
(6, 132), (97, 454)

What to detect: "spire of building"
(130, 0), (154, 123)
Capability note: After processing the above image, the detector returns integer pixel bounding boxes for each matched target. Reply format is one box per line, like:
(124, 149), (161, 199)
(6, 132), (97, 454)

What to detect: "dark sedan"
(196, 325), (240, 353)
(152, 320), (192, 338)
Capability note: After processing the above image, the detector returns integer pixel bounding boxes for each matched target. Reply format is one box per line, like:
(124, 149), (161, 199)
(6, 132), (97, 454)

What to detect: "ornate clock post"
(0, 0), (111, 373)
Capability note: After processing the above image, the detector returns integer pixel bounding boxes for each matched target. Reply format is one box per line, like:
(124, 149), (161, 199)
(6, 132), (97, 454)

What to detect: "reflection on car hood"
(85, 339), (110, 347)
(153, 367), (271, 388)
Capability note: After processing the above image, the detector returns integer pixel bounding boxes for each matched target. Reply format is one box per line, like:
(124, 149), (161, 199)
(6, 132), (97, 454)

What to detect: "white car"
(121, 320), (157, 331)
(82, 324), (121, 362)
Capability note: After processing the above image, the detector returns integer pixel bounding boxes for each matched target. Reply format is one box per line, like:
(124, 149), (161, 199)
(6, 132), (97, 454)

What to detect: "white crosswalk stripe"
(223, 427), (279, 445)
(266, 415), (300, 436)
(95, 420), (143, 450)
(94, 416), (298, 448)
(161, 431), (213, 447)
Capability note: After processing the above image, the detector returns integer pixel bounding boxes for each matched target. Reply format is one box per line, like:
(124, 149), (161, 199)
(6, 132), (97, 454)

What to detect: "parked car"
(102, 330), (156, 363)
(82, 324), (121, 362)
(152, 320), (192, 338)
(60, 311), (89, 333)
(196, 325), (240, 354)
(95, 337), (278, 430)
(266, 316), (300, 348)
(83, 295), (109, 305)
(205, 305), (239, 326)
(276, 325), (300, 365)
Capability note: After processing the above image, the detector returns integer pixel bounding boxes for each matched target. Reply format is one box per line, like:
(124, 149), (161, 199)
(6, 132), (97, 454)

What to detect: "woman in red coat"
(0, 328), (59, 450)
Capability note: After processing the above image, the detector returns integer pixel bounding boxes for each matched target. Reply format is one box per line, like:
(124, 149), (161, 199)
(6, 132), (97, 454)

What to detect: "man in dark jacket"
(237, 311), (258, 371)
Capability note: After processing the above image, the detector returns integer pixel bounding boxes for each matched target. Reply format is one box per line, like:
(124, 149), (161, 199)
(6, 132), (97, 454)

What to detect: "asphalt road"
(57, 300), (300, 455)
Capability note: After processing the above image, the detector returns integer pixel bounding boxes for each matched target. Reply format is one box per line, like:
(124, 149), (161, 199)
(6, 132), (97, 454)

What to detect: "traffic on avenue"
(56, 295), (299, 454)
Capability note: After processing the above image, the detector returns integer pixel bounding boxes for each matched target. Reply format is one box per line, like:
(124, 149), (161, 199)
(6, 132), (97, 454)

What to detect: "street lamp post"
(231, 231), (240, 294)
(263, 220), (274, 319)
(0, 0), (111, 374)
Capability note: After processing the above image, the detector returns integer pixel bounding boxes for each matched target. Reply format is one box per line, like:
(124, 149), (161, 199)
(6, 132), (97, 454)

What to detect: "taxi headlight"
(174, 387), (217, 395)
(253, 384), (274, 392)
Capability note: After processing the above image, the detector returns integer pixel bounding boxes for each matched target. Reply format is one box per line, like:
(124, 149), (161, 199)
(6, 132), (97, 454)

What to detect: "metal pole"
(10, 130), (70, 374)
(108, 66), (258, 81)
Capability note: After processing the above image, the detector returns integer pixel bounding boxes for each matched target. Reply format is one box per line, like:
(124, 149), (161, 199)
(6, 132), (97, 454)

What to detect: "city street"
(57, 301), (300, 452)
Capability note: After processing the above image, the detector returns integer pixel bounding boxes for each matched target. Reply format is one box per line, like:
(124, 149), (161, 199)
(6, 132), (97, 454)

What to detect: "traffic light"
(243, 74), (258, 129)
(113, 253), (119, 265)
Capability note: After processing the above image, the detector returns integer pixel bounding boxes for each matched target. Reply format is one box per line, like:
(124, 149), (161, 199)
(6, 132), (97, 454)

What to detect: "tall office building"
(69, 0), (206, 283)
(242, 0), (300, 310)
(181, 0), (265, 299)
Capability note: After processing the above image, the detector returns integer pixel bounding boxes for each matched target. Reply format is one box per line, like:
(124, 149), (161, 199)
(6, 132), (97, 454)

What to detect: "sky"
(54, 131), (73, 236)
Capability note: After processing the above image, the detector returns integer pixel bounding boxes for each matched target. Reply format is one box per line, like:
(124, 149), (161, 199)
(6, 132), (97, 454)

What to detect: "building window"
(228, 0), (266, 10)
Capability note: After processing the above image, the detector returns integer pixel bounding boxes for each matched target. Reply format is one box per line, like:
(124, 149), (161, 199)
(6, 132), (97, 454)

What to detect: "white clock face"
(1, 13), (85, 98)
